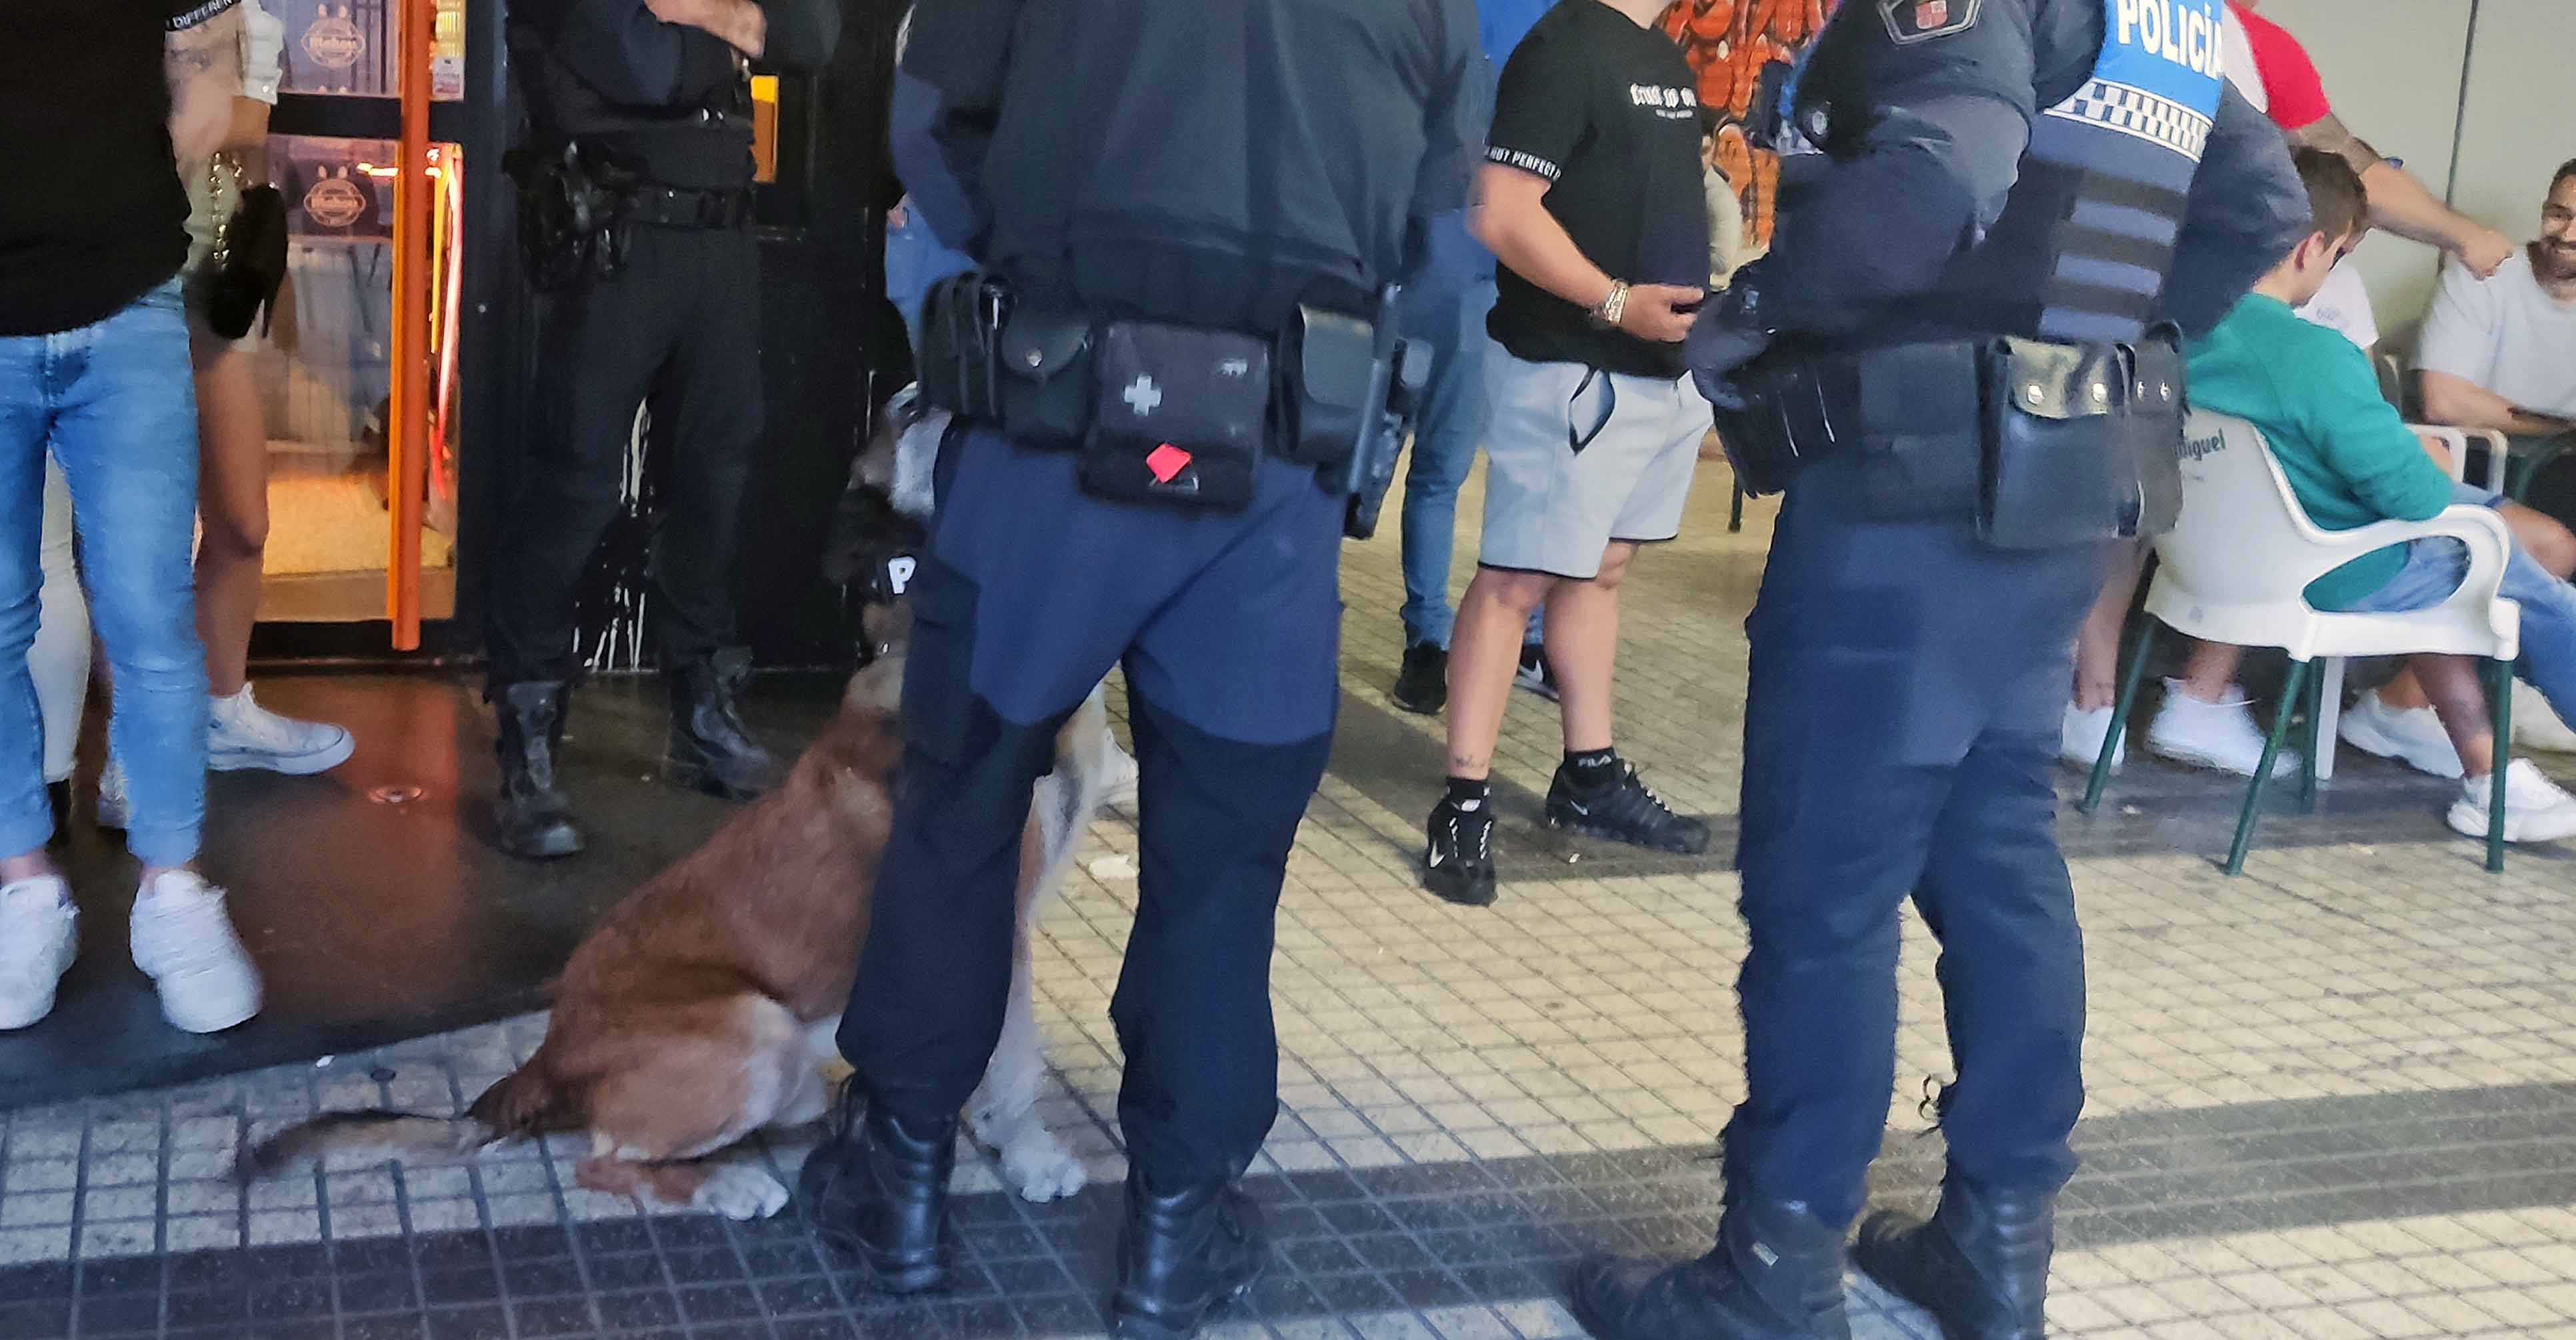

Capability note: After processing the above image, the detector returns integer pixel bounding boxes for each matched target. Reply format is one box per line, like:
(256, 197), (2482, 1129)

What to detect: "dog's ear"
(844, 653), (905, 716)
(855, 387), (914, 493)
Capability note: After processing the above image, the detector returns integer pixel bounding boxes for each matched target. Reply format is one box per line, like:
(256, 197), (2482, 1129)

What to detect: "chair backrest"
(2157, 410), (2338, 609)
(2373, 351), (2405, 412)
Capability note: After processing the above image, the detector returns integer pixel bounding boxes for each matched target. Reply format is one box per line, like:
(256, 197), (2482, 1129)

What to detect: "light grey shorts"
(1477, 344), (1707, 579)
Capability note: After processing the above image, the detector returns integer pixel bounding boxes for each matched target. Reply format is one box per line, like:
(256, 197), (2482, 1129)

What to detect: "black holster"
(1713, 329), (2187, 549)
(505, 141), (641, 292)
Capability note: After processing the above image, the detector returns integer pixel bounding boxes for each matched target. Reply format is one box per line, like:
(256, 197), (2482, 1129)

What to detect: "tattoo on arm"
(166, 9), (243, 90)
(166, 7), (245, 161)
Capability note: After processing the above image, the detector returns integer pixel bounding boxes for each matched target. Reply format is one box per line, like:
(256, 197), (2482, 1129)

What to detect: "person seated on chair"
(2063, 0), (2520, 780)
(2362, 157), (2576, 763)
(2187, 149), (2576, 843)
(2416, 158), (2576, 441)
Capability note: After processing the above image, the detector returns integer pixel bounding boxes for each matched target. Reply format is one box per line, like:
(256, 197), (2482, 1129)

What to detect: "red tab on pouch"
(1145, 443), (1193, 483)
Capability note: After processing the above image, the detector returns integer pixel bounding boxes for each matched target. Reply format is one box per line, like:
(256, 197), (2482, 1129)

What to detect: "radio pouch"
(916, 272), (1006, 421)
(2119, 332), (2188, 538)
(995, 307), (1095, 446)
(1283, 305), (1377, 467)
(1978, 336), (2144, 550)
(1079, 322), (1271, 510)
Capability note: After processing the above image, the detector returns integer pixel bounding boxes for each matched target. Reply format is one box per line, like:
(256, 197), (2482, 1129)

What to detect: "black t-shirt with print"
(0, 0), (237, 337)
(1484, 0), (1709, 379)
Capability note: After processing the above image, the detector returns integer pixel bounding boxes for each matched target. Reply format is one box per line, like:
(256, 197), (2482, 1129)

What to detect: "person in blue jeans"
(883, 196), (973, 357)
(0, 0), (265, 1035)
(2187, 148), (2576, 844)
(1389, 0), (1559, 715)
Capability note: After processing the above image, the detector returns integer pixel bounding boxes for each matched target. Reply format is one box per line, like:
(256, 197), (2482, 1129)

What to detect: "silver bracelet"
(1589, 280), (1630, 329)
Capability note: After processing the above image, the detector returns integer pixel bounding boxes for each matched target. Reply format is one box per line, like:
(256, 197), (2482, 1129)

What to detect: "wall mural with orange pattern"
(1657, 0), (1839, 249)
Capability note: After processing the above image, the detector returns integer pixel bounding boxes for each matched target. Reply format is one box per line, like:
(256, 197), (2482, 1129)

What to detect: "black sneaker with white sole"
(1514, 642), (1559, 701)
(1423, 795), (1498, 907)
(1392, 641), (1447, 715)
(1547, 762), (1709, 855)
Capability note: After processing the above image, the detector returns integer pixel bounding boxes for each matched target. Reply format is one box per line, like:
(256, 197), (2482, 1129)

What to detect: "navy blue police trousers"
(839, 427), (1341, 1189)
(1723, 455), (2111, 1226)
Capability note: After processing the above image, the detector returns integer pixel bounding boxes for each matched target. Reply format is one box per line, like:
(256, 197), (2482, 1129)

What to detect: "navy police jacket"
(1753, 0), (2307, 348)
(895, 0), (1485, 336)
(511, 0), (841, 191)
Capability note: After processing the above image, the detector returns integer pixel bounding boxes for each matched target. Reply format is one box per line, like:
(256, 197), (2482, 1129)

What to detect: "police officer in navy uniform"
(487, 0), (839, 860)
(809, 3), (1479, 1336)
(1573, 1), (2305, 1337)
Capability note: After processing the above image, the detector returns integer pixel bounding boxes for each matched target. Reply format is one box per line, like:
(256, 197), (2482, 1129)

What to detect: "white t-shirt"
(2220, 6), (2263, 113)
(2416, 249), (2576, 419)
(2298, 261), (2379, 353)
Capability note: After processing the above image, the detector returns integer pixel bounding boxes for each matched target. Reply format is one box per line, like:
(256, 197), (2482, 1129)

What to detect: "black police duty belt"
(1713, 341), (1974, 493)
(625, 184), (754, 230)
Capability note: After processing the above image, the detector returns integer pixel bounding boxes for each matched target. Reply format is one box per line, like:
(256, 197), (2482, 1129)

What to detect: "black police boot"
(1423, 790), (1498, 907)
(1112, 1175), (1265, 1340)
(663, 648), (783, 801)
(847, 1101), (957, 1295)
(1545, 756), (1711, 855)
(493, 681), (583, 861)
(1852, 1175), (2053, 1340)
(1573, 1195), (1851, 1340)
(1391, 641), (1447, 715)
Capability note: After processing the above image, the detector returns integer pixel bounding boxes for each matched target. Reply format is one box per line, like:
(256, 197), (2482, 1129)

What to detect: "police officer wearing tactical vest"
(808, 3), (1477, 1336)
(1573, 1), (2305, 1337)
(487, 0), (839, 859)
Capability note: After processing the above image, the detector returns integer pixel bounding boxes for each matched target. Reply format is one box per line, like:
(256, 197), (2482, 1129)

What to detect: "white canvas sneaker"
(129, 870), (262, 1033)
(207, 686), (355, 775)
(2448, 759), (2576, 845)
(0, 877), (77, 1031)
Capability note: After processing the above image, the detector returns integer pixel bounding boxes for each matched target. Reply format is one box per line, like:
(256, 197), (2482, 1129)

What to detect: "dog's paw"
(999, 1127), (1087, 1203)
(692, 1165), (791, 1220)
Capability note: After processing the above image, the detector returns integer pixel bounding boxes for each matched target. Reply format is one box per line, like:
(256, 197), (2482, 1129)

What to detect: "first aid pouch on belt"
(1079, 322), (1272, 510)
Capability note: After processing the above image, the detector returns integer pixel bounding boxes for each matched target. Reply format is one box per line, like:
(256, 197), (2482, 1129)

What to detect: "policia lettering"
(2113, 0), (2224, 75)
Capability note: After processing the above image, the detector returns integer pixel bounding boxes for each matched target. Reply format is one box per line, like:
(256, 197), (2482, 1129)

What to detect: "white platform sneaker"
(2448, 759), (2576, 845)
(0, 877), (77, 1031)
(129, 870), (262, 1033)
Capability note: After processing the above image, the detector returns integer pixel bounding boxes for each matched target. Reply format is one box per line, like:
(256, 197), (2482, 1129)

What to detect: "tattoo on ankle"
(1449, 753), (1485, 773)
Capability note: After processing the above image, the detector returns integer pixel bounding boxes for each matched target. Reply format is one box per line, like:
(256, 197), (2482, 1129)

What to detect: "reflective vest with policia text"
(1899, 0), (2229, 343)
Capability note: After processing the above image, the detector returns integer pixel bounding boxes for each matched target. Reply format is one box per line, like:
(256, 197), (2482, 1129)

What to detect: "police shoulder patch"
(1877, 0), (1981, 44)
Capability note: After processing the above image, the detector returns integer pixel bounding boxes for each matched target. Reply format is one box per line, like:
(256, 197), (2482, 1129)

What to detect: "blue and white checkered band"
(2045, 79), (2214, 160)
(2049, 0), (2227, 165)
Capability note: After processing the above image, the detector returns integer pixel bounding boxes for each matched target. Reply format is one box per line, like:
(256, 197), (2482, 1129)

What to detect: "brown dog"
(245, 397), (1102, 1217)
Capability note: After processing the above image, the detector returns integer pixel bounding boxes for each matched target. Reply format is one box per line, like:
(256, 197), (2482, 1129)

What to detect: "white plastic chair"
(2077, 411), (2523, 874)
(2297, 423), (2493, 782)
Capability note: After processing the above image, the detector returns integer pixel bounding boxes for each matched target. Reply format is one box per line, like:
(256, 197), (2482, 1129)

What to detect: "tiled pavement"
(5, 459), (2576, 1339)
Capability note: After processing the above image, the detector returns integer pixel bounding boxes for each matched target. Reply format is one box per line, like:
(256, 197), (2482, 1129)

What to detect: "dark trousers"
(1723, 456), (2107, 1227)
(485, 223), (762, 688)
(840, 429), (1340, 1188)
